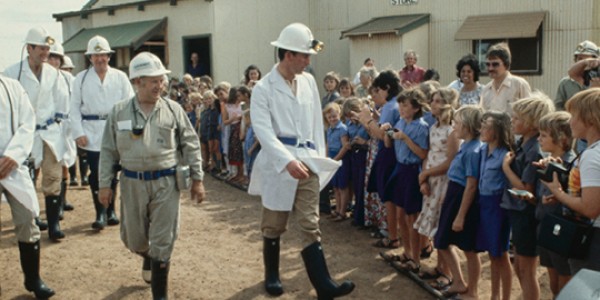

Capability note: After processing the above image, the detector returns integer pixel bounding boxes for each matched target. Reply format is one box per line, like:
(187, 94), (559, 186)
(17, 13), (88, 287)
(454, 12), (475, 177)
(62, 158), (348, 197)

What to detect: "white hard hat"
(50, 42), (64, 56)
(270, 23), (323, 55)
(85, 35), (114, 55)
(129, 52), (171, 79)
(24, 27), (55, 46)
(574, 40), (599, 57)
(61, 56), (75, 69)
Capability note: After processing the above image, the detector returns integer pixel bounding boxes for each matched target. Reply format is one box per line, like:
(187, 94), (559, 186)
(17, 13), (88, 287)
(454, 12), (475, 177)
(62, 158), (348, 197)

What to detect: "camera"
(385, 128), (398, 138)
(537, 161), (569, 189)
(583, 67), (600, 87)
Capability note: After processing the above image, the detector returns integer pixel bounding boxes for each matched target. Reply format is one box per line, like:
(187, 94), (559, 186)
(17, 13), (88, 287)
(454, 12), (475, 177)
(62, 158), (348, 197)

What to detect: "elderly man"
(480, 42), (531, 114)
(399, 50), (425, 88)
(249, 23), (355, 299)
(0, 73), (56, 298)
(70, 35), (134, 230)
(4, 27), (69, 241)
(99, 52), (205, 300)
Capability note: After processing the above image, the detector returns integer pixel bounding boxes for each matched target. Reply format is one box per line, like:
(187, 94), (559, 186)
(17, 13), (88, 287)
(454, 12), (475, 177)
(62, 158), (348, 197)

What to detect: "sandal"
(370, 230), (386, 239)
(430, 273), (453, 291)
(440, 286), (467, 298)
(391, 258), (420, 274)
(379, 252), (410, 263)
(328, 211), (340, 219)
(372, 238), (400, 249)
(418, 267), (443, 280)
(332, 214), (348, 222)
(420, 243), (433, 259)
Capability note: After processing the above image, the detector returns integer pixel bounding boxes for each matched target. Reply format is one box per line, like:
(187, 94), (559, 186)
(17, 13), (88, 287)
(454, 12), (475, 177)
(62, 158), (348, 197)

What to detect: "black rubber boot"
(61, 179), (74, 211)
(142, 255), (152, 284)
(18, 241), (55, 299)
(68, 165), (78, 186)
(301, 242), (355, 300)
(91, 192), (106, 230)
(151, 260), (170, 300)
(263, 237), (283, 296)
(35, 217), (48, 231)
(106, 195), (120, 226)
(45, 196), (65, 241)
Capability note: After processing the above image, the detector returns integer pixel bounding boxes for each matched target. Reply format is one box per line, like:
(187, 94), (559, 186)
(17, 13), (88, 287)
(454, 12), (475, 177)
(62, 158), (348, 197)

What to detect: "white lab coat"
(4, 60), (67, 168)
(70, 67), (134, 152)
(248, 64), (340, 211)
(57, 70), (77, 167)
(0, 75), (40, 217)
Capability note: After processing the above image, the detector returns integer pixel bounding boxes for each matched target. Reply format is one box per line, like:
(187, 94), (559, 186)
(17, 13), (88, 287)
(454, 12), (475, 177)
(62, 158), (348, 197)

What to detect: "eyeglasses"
(485, 61), (501, 68)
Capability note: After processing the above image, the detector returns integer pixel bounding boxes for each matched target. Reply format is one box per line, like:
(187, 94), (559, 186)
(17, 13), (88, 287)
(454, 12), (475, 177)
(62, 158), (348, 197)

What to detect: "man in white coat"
(0, 74), (55, 298)
(4, 27), (68, 241)
(70, 35), (134, 230)
(248, 23), (355, 299)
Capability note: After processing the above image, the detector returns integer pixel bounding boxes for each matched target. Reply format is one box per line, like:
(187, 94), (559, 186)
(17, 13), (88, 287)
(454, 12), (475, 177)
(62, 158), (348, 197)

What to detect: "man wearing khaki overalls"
(98, 52), (205, 300)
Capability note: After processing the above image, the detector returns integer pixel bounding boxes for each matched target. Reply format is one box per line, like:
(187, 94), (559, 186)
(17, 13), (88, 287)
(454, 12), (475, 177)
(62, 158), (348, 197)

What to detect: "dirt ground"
(1, 175), (552, 299)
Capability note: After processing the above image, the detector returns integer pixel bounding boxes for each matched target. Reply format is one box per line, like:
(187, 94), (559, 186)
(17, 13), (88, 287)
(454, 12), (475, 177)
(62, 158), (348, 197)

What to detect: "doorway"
(183, 35), (211, 78)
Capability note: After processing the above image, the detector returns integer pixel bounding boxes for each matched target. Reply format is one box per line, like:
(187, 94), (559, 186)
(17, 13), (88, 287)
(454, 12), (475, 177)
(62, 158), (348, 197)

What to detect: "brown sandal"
(372, 238), (400, 249)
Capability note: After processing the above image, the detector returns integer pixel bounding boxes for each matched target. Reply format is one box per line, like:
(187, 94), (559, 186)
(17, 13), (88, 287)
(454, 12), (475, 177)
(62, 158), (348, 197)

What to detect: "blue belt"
(35, 118), (56, 130)
(122, 167), (176, 181)
(278, 137), (316, 150)
(82, 114), (108, 121)
(55, 112), (69, 120)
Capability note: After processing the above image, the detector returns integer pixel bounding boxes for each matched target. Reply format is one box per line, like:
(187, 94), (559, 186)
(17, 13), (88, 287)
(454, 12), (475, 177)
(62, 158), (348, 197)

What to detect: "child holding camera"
(501, 94), (555, 300)
(477, 111), (513, 300)
(534, 112), (576, 298)
(383, 88), (429, 273)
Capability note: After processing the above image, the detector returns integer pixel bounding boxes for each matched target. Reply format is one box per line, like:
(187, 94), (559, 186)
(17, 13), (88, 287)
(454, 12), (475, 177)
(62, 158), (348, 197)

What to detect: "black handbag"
(537, 211), (594, 259)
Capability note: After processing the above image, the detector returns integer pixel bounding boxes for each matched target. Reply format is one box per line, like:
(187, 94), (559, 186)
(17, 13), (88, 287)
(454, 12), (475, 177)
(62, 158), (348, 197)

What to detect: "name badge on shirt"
(117, 120), (132, 131)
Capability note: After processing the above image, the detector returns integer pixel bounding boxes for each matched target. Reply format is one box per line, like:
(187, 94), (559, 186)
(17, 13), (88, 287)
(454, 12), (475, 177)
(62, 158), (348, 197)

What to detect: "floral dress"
(414, 124), (454, 238)
(363, 138), (387, 229)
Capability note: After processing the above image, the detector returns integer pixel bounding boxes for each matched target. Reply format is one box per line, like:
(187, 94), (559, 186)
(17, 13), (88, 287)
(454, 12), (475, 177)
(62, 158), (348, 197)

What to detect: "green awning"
(341, 14), (429, 39)
(63, 18), (166, 53)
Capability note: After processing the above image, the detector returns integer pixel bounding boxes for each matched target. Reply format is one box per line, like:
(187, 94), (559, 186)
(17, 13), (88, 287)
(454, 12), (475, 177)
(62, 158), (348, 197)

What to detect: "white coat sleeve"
(309, 76), (326, 157)
(250, 84), (296, 173)
(3, 83), (35, 164)
(70, 75), (85, 139)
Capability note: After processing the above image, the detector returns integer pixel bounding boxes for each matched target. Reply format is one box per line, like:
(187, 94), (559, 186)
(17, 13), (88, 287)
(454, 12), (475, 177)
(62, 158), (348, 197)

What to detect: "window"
(473, 28), (542, 75)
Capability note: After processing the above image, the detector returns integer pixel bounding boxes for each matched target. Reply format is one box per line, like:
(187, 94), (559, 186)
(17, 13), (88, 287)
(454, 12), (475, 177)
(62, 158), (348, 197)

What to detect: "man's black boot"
(151, 260), (170, 300)
(91, 192), (106, 230)
(301, 242), (354, 300)
(45, 196), (65, 241)
(263, 237), (283, 296)
(18, 241), (55, 298)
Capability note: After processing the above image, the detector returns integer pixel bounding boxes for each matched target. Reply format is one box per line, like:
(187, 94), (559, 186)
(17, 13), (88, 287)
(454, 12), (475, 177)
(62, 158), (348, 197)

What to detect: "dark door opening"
(183, 36), (211, 78)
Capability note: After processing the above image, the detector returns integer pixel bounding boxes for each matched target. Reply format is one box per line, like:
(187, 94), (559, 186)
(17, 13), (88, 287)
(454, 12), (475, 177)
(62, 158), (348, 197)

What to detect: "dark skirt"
(385, 163), (422, 215)
(373, 146), (396, 201)
(350, 148), (368, 225)
(476, 194), (510, 257)
(228, 123), (243, 166)
(434, 181), (480, 251)
(330, 151), (350, 188)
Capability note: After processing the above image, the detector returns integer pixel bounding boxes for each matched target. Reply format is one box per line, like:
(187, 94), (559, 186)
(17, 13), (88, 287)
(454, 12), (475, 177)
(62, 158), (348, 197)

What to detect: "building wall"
(57, 0), (600, 97)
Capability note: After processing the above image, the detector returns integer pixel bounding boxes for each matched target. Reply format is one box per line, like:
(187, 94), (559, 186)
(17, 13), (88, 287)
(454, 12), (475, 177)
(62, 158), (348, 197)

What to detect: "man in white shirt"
(249, 23), (354, 299)
(480, 42), (531, 114)
(70, 35), (134, 230)
(0, 74), (56, 298)
(4, 27), (68, 241)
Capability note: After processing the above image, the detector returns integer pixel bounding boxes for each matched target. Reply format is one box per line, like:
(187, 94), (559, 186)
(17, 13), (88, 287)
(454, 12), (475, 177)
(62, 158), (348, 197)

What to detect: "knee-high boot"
(106, 191), (119, 226)
(35, 217), (48, 231)
(92, 191), (106, 230)
(263, 237), (283, 296)
(45, 196), (65, 241)
(61, 178), (74, 212)
(18, 241), (55, 298)
(151, 260), (170, 300)
(301, 242), (354, 300)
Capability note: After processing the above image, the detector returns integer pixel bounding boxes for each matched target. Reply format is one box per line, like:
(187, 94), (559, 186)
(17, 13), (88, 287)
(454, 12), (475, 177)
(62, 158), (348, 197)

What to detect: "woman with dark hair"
(244, 65), (262, 88)
(448, 54), (483, 106)
(352, 70), (402, 250)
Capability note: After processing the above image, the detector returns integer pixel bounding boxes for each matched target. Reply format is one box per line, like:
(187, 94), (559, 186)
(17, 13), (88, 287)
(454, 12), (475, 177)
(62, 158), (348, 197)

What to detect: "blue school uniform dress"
(347, 120), (370, 225)
(535, 150), (576, 276)
(385, 117), (429, 214)
(476, 144), (511, 257)
(327, 120), (349, 188)
(434, 139), (482, 251)
(422, 111), (437, 128)
(501, 135), (542, 257)
(373, 99), (400, 201)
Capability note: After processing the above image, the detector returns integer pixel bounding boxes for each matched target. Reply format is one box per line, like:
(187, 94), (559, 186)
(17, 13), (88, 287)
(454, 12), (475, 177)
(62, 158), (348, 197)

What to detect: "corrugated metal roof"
(62, 18), (166, 53)
(340, 14), (430, 39)
(455, 11), (546, 40)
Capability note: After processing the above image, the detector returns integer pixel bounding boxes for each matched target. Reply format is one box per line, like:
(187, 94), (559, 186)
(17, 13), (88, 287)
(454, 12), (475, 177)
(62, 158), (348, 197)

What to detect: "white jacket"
(58, 70), (77, 166)
(248, 64), (340, 211)
(4, 60), (67, 168)
(0, 75), (40, 216)
(70, 67), (134, 152)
